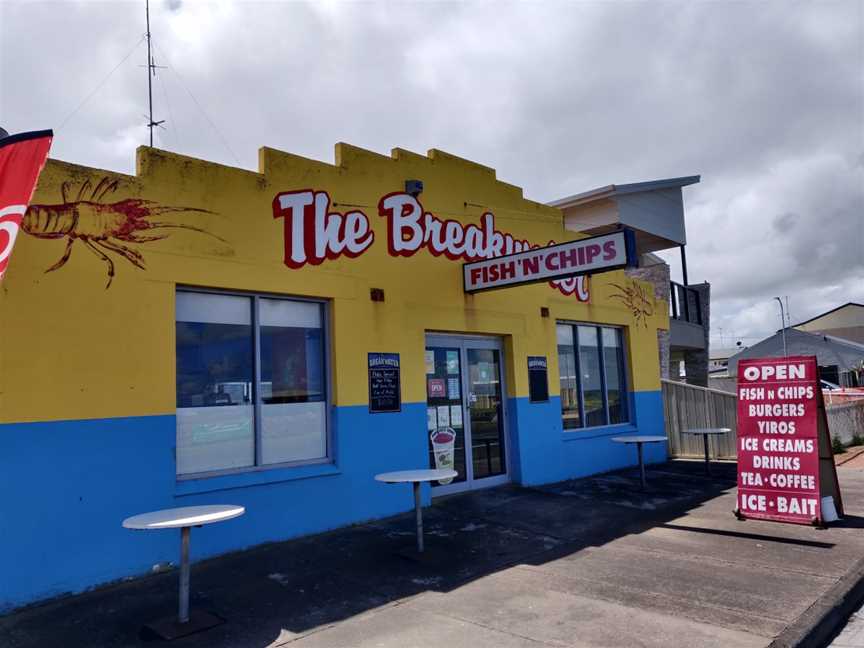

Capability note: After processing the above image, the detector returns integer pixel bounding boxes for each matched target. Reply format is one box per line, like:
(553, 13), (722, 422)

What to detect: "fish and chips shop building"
(0, 143), (670, 610)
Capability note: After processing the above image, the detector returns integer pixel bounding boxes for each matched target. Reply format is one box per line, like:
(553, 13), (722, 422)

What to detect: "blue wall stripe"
(0, 391), (664, 610)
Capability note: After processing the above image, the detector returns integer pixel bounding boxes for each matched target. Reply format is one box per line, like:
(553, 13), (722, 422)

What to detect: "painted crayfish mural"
(609, 279), (656, 328)
(23, 177), (224, 288)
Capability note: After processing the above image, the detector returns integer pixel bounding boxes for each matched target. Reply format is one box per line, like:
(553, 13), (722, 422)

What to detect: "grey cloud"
(772, 212), (800, 233)
(1, 0), (861, 343)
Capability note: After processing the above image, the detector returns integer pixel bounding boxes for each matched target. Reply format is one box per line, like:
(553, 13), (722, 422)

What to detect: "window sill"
(175, 462), (341, 497)
(561, 423), (638, 442)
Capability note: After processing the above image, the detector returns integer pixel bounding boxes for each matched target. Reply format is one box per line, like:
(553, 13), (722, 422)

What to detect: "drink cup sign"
(431, 428), (456, 484)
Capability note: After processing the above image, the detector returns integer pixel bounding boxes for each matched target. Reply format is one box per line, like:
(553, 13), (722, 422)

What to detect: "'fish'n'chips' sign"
(462, 230), (631, 293)
(736, 355), (843, 526)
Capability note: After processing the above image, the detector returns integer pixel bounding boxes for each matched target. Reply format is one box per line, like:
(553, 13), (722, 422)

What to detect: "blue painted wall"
(1, 390), (665, 611)
(508, 391), (666, 485)
(0, 404), (428, 611)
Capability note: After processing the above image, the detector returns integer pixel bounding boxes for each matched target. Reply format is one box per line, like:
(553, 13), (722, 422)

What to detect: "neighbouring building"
(1, 143), (676, 610)
(793, 302), (864, 345)
(549, 177), (709, 386)
(727, 328), (864, 387)
(709, 347), (741, 378)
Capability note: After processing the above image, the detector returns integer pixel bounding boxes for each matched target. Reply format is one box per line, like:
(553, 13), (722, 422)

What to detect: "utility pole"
(145, 0), (164, 146)
(775, 297), (788, 357)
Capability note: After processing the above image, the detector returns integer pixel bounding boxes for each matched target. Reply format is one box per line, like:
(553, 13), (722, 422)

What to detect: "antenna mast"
(145, 0), (164, 146)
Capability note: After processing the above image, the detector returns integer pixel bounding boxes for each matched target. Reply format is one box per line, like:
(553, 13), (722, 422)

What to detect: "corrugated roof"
(727, 328), (864, 373)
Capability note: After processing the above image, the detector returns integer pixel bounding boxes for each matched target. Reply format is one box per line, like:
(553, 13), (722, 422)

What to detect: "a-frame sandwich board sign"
(735, 355), (843, 526)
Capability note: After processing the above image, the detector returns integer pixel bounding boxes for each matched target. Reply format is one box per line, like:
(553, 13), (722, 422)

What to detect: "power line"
(157, 63), (180, 151)
(152, 42), (241, 166)
(58, 36), (146, 131)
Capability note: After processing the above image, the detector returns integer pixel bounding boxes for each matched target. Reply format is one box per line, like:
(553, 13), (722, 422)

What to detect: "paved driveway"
(3, 460), (864, 647)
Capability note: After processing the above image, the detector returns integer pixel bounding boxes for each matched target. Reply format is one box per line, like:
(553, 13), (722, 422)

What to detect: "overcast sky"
(2, 0), (862, 347)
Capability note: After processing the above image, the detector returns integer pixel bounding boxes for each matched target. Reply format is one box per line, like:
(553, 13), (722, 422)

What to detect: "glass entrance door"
(425, 335), (509, 495)
(466, 348), (506, 481)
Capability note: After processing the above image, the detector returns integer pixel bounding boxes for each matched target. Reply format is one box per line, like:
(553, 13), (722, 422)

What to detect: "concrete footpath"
(4, 459), (864, 648)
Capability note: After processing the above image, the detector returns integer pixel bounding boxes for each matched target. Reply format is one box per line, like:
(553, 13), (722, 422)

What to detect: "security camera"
(405, 179), (423, 197)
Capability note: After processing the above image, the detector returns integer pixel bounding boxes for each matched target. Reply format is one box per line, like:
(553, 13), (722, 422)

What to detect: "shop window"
(556, 322), (629, 429)
(176, 290), (328, 477)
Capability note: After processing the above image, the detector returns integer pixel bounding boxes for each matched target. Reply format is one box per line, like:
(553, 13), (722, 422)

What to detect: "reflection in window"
(176, 291), (328, 476)
(578, 326), (605, 427)
(259, 298), (326, 465)
(556, 325), (580, 430)
(603, 328), (627, 424)
(556, 323), (629, 429)
(176, 293), (254, 474)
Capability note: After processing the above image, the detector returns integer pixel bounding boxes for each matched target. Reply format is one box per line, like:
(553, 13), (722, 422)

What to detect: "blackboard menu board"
(528, 356), (549, 403)
(368, 352), (401, 413)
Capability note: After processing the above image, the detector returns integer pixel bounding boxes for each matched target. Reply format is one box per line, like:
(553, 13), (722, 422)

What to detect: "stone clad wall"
(683, 282), (711, 387)
(626, 259), (672, 380)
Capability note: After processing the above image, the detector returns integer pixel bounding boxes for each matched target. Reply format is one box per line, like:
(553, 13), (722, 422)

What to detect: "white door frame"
(425, 333), (511, 496)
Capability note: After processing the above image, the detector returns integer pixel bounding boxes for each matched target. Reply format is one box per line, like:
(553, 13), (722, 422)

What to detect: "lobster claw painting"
(24, 177), (224, 288)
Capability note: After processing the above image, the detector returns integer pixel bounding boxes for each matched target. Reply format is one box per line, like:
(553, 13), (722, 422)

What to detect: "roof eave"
(548, 175), (701, 209)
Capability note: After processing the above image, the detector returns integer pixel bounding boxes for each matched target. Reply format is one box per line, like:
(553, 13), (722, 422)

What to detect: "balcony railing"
(670, 281), (702, 325)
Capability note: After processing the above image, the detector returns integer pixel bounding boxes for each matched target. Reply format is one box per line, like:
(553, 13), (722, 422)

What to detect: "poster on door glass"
(447, 351), (459, 374)
(425, 346), (467, 484)
(436, 405), (450, 427)
(450, 405), (463, 427)
(447, 377), (460, 400)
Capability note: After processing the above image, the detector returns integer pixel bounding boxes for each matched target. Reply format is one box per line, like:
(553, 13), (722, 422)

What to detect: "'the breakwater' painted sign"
(272, 190), (591, 301)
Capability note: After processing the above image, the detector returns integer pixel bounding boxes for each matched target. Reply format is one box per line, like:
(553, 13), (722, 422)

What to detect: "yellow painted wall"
(0, 144), (668, 423)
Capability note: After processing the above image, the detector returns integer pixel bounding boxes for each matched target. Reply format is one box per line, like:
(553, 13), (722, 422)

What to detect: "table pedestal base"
(395, 543), (451, 566)
(143, 610), (224, 640)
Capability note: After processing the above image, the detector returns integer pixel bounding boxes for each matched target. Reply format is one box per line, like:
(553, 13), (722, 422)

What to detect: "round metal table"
(682, 427), (732, 475)
(611, 435), (668, 490)
(375, 469), (458, 553)
(123, 504), (245, 638)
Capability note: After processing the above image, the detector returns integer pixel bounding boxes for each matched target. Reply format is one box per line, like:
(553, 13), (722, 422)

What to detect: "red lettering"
(558, 247), (580, 268)
(275, 190), (592, 302)
(273, 189), (373, 268)
(272, 190), (314, 269)
(603, 240), (617, 260)
(585, 244), (601, 264)
(444, 220), (466, 257)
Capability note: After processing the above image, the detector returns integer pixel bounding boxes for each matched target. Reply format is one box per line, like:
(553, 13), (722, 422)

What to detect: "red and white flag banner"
(0, 129), (53, 281)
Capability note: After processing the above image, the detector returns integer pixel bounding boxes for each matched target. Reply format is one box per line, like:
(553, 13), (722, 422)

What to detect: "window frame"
(556, 320), (630, 430)
(175, 286), (333, 480)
